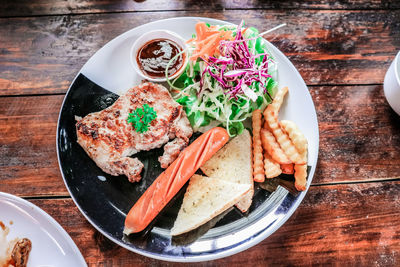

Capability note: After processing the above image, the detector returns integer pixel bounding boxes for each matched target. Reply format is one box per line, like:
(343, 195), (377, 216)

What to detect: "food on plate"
(200, 129), (253, 212)
(294, 163), (307, 191)
(280, 163), (294, 175)
(123, 127), (229, 235)
(280, 120), (308, 154)
(170, 174), (251, 236)
(0, 221), (31, 267)
(261, 128), (291, 164)
(11, 239), (32, 267)
(170, 130), (253, 234)
(127, 103), (157, 133)
(263, 152), (282, 178)
(263, 87), (305, 165)
(257, 86), (309, 190)
(136, 38), (186, 79)
(169, 21), (277, 136)
(76, 82), (193, 182)
(187, 22), (234, 62)
(74, 19), (311, 241)
(252, 109), (265, 182)
(280, 120), (309, 191)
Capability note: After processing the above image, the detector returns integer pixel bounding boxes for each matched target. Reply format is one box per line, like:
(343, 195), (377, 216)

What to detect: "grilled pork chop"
(76, 82), (193, 182)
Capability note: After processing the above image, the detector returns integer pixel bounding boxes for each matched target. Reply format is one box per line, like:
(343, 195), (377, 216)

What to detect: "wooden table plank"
(1, 10), (399, 96)
(0, 95), (67, 196)
(2, 0), (400, 17)
(30, 180), (400, 266)
(315, 84), (400, 183)
(1, 85), (399, 197)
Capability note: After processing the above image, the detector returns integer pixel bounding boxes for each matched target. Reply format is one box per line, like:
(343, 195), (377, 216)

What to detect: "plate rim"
(56, 16), (319, 262)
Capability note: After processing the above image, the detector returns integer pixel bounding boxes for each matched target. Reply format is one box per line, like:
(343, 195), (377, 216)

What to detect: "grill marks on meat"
(76, 82), (193, 182)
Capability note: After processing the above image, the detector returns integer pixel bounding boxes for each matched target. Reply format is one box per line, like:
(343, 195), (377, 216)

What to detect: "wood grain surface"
(30, 181), (400, 266)
(1, 10), (400, 96)
(2, 0), (400, 17)
(1, 85), (399, 197)
(0, 95), (64, 196)
(1, 1), (400, 265)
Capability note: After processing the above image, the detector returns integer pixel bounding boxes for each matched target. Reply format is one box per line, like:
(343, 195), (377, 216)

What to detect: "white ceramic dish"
(0, 192), (87, 267)
(58, 17), (319, 262)
(130, 30), (188, 82)
(384, 51), (400, 115)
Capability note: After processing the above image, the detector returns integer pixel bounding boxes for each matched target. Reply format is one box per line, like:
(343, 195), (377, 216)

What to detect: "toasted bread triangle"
(200, 129), (254, 212)
(170, 174), (251, 236)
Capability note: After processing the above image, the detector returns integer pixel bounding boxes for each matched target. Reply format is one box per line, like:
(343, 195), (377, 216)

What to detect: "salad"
(166, 21), (278, 136)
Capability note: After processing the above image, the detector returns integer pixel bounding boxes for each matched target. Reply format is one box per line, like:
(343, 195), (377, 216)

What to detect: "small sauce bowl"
(130, 30), (189, 82)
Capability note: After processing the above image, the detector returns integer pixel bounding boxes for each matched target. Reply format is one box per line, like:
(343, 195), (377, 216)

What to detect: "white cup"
(384, 51), (400, 116)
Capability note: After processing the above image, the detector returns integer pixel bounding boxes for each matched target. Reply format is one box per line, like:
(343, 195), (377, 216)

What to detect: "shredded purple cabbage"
(199, 21), (273, 100)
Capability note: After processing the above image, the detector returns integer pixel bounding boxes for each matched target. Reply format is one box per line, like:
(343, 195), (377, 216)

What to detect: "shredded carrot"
(189, 22), (234, 62)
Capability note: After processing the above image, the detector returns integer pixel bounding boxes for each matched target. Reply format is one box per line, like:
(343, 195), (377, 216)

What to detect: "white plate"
(0, 192), (87, 267)
(58, 17), (319, 262)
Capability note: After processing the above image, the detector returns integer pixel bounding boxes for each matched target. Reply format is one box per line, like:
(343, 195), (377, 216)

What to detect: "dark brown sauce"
(136, 38), (184, 78)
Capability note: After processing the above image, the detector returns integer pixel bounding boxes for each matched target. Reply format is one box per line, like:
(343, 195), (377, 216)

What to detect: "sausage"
(123, 127), (229, 235)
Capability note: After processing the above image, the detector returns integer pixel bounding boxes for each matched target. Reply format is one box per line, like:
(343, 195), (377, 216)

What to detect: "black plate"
(57, 73), (308, 262)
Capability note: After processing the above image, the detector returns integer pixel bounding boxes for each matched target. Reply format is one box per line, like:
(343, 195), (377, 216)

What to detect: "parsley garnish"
(127, 104), (157, 133)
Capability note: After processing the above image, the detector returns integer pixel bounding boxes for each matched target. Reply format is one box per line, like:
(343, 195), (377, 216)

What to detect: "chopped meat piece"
(76, 82), (193, 182)
(11, 238), (32, 267)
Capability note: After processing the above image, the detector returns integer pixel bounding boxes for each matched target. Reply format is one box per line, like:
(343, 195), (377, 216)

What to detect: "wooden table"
(1, 1), (400, 265)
